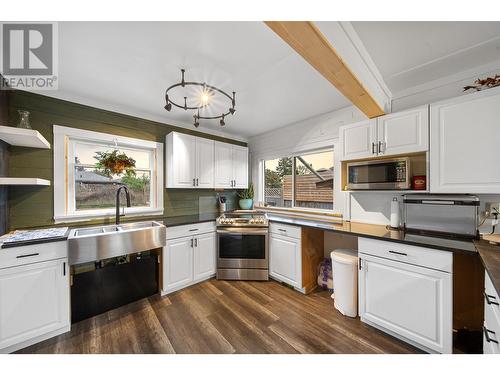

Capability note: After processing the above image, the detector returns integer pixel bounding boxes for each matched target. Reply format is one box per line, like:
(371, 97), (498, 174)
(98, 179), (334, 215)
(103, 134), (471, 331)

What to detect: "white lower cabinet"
(269, 223), (302, 290)
(483, 271), (500, 354)
(0, 257), (70, 353)
(358, 238), (452, 354)
(162, 223), (216, 294)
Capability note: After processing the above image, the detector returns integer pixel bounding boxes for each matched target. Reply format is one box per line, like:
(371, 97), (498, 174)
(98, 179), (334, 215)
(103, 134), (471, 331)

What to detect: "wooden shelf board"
(0, 125), (50, 149)
(0, 178), (51, 186)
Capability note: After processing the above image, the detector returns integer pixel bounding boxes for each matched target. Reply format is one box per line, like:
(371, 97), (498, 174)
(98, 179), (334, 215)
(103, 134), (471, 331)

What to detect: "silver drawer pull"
(484, 292), (500, 306)
(388, 250), (407, 256)
(189, 228), (199, 232)
(16, 253), (40, 259)
(484, 327), (499, 344)
(278, 229), (287, 232)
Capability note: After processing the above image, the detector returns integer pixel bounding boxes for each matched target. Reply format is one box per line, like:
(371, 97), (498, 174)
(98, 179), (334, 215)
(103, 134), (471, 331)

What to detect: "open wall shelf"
(0, 178), (50, 186)
(0, 125), (50, 149)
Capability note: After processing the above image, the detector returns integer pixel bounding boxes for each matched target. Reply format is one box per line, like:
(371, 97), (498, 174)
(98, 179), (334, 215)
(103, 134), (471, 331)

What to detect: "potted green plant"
(237, 182), (254, 210)
(94, 150), (136, 177)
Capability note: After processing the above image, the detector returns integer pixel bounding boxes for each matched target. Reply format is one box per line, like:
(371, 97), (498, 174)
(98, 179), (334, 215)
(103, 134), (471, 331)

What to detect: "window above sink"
(53, 126), (164, 223)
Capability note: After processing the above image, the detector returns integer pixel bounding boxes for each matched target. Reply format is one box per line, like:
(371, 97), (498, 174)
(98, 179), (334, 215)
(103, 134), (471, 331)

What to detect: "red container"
(412, 175), (426, 190)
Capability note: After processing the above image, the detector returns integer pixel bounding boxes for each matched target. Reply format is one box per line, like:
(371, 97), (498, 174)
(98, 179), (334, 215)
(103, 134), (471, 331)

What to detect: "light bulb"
(201, 92), (210, 105)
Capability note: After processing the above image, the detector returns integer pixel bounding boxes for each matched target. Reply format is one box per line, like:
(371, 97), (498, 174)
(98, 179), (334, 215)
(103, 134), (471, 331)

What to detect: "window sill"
(254, 206), (342, 221)
(54, 208), (164, 224)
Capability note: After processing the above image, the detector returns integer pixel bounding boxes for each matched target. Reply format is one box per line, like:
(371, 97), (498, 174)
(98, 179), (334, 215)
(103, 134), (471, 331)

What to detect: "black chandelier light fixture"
(164, 69), (236, 128)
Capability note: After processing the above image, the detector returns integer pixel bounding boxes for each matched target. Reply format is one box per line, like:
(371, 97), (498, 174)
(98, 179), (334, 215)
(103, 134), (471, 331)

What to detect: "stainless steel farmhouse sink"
(68, 221), (166, 265)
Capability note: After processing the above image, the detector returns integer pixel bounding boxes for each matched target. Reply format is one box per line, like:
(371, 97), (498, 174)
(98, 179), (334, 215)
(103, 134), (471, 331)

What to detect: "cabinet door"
(193, 232), (216, 282)
(269, 233), (301, 288)
(171, 132), (196, 188)
(0, 259), (70, 351)
(214, 141), (234, 188)
(195, 137), (215, 188)
(232, 145), (249, 189)
(163, 237), (193, 293)
(430, 88), (500, 193)
(377, 105), (429, 156)
(359, 254), (452, 353)
(339, 119), (377, 161)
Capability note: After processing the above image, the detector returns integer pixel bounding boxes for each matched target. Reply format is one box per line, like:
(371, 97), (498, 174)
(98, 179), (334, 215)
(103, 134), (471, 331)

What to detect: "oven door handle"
(217, 228), (269, 235)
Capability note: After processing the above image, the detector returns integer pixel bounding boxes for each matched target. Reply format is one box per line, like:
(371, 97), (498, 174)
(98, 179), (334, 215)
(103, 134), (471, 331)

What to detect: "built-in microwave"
(346, 157), (411, 190)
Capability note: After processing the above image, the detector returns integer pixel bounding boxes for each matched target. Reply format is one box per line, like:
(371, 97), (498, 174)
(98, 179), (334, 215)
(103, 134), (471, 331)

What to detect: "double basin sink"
(68, 221), (166, 265)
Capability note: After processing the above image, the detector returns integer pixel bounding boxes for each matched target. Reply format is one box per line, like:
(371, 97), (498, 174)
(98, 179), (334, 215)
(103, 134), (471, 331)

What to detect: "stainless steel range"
(216, 210), (269, 281)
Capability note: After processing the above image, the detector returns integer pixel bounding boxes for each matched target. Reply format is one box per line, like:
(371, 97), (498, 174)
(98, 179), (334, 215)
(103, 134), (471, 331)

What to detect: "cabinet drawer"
(166, 221), (215, 240)
(269, 223), (301, 239)
(484, 302), (500, 354)
(484, 271), (500, 335)
(0, 241), (68, 270)
(358, 237), (452, 273)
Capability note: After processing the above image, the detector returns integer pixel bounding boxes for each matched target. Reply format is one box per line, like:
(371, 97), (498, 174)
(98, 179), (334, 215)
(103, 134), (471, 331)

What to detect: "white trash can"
(331, 249), (358, 318)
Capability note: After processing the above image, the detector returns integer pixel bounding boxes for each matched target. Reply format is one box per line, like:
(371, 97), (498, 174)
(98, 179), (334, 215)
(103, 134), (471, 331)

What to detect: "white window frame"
(260, 147), (334, 214)
(53, 125), (164, 223)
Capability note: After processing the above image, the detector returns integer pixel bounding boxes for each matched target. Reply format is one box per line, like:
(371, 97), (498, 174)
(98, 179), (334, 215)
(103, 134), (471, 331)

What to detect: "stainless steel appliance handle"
(217, 228), (269, 235)
(420, 200), (455, 205)
(485, 292), (500, 306)
(484, 327), (499, 344)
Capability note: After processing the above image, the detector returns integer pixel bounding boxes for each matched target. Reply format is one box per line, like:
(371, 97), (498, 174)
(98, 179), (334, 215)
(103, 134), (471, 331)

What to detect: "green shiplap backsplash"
(7, 90), (243, 230)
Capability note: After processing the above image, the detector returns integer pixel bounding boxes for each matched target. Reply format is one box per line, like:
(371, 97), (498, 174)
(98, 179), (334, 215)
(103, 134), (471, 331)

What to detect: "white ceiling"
(48, 22), (351, 139)
(351, 21), (500, 95)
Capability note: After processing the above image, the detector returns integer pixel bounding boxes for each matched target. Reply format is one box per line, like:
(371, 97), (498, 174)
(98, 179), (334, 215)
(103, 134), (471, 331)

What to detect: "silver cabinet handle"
(190, 238), (194, 247)
(193, 178), (196, 187)
(389, 250), (407, 256)
(189, 228), (199, 232)
(194, 238), (198, 247)
(484, 327), (499, 344)
(16, 252), (40, 259)
(485, 292), (500, 306)
(371, 142), (376, 154)
(63, 262), (66, 276)
(278, 228), (287, 232)
(378, 141), (385, 154)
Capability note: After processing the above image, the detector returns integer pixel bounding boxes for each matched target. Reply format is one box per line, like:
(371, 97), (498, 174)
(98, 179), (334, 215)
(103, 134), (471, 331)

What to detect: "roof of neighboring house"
(283, 169), (333, 203)
(75, 170), (113, 183)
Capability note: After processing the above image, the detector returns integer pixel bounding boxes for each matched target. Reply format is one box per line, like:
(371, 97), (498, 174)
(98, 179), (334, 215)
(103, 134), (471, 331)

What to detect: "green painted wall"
(7, 90), (243, 230)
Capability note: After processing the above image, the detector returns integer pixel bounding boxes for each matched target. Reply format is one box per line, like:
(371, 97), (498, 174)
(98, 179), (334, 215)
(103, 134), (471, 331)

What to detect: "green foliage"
(276, 157), (292, 178)
(265, 169), (282, 188)
(94, 150), (136, 177)
(238, 182), (254, 200)
(121, 174), (150, 190)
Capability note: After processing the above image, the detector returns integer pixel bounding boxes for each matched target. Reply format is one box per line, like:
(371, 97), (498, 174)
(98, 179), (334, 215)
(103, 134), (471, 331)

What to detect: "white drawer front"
(166, 221), (216, 240)
(358, 237), (452, 273)
(269, 222), (301, 239)
(0, 241), (68, 270)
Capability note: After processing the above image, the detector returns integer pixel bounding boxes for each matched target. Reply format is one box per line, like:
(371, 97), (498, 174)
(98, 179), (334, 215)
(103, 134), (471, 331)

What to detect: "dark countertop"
(267, 215), (477, 253)
(474, 241), (500, 297)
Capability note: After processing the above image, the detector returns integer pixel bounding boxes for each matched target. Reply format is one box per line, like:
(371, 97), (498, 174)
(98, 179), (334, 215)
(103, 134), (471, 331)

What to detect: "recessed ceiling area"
(351, 21), (500, 94)
(47, 22), (351, 138)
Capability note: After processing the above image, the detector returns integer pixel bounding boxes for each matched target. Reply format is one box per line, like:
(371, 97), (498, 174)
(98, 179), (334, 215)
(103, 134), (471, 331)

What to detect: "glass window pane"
(73, 142), (152, 211)
(264, 157), (292, 208)
(294, 150), (333, 210)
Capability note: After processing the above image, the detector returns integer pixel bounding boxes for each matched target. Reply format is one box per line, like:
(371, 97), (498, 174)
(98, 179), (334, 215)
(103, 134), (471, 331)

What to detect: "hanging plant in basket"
(94, 150), (136, 177)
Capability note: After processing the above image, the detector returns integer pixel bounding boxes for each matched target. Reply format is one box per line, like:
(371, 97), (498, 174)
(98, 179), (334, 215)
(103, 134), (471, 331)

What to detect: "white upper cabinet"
(214, 141), (249, 189)
(195, 136), (215, 188)
(430, 88), (500, 193)
(214, 141), (234, 189)
(166, 132), (214, 189)
(377, 105), (429, 157)
(339, 119), (377, 161)
(232, 145), (249, 189)
(339, 106), (429, 161)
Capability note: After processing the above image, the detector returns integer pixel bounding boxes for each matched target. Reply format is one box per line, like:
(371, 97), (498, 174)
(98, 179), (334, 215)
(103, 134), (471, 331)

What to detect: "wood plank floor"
(17, 280), (420, 354)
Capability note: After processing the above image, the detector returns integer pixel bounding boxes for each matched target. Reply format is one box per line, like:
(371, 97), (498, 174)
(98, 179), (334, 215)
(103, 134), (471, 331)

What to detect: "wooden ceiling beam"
(265, 21), (385, 118)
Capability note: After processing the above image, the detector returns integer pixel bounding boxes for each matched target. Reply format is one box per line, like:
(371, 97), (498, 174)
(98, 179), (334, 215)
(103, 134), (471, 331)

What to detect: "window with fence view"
(73, 141), (153, 211)
(264, 149), (333, 210)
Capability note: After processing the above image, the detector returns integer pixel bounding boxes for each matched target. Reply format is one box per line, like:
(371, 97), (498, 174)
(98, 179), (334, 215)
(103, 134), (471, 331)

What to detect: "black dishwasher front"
(70, 251), (159, 323)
